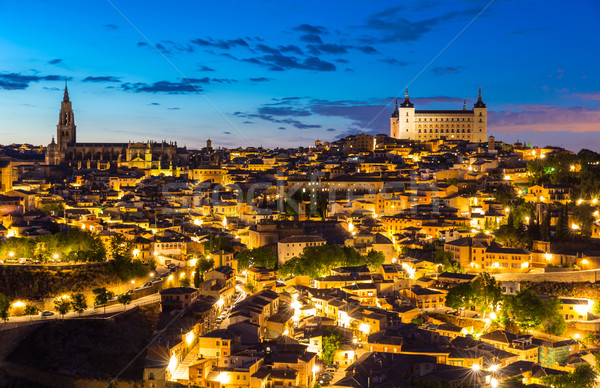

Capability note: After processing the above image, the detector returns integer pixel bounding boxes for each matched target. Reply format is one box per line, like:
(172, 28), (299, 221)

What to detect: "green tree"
(555, 204), (571, 242)
(195, 257), (215, 283)
(434, 250), (462, 273)
(236, 247), (278, 270)
(71, 293), (88, 315)
(93, 287), (114, 314)
(540, 207), (552, 241)
(54, 297), (71, 318)
(180, 278), (191, 288)
(0, 293), (10, 322)
(365, 250), (385, 271)
(504, 289), (565, 334)
(322, 330), (341, 366)
(472, 272), (502, 317)
(24, 303), (39, 318)
(445, 282), (474, 310)
(117, 294), (133, 310)
(541, 364), (596, 388)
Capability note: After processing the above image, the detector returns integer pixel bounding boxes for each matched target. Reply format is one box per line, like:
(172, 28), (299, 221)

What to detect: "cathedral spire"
(463, 99), (467, 111)
(400, 88), (414, 108)
(391, 98), (399, 117)
(63, 80), (70, 103)
(474, 88), (486, 108)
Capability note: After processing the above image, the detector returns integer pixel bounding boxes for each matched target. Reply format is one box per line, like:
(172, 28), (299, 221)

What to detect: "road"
(218, 286), (248, 329)
(2, 293), (160, 329)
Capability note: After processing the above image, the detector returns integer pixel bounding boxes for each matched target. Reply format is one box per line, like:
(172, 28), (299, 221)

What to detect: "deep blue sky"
(1, 0), (599, 151)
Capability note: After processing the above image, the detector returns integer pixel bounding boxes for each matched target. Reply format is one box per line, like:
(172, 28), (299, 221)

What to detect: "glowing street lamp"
(132, 249), (140, 257)
(8, 251), (14, 258)
(53, 253), (60, 260)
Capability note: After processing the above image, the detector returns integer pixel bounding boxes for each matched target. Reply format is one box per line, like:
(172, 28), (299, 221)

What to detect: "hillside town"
(3, 91), (600, 387)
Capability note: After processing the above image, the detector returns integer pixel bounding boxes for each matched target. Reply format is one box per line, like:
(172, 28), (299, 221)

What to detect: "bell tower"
(57, 82), (76, 151)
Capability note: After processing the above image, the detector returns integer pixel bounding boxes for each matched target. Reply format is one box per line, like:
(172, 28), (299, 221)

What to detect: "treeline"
(0, 229), (105, 262)
(278, 245), (385, 278)
(445, 273), (567, 336)
(527, 148), (600, 197)
(0, 266), (121, 299)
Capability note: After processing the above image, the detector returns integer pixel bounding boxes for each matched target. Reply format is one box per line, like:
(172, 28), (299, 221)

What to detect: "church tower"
(390, 100), (399, 139)
(472, 88), (487, 143)
(398, 90), (415, 140)
(57, 83), (76, 151)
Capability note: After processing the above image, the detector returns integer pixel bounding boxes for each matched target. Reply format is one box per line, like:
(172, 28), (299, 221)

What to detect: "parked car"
(143, 282), (152, 287)
(39, 310), (54, 317)
(472, 314), (481, 319)
(445, 310), (455, 314)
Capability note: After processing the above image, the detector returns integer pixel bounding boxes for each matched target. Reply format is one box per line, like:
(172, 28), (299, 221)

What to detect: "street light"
(8, 251), (14, 257)
(131, 280), (135, 291)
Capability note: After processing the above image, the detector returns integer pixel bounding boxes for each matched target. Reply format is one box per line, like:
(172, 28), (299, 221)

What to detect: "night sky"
(1, 0), (599, 151)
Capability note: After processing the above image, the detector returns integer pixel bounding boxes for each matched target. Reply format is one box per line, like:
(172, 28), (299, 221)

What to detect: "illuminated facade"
(390, 90), (487, 143)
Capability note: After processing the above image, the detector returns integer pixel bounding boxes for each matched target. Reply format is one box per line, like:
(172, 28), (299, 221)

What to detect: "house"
(159, 287), (198, 312)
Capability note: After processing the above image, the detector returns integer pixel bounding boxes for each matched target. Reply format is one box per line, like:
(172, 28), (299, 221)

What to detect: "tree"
(54, 297), (71, 318)
(236, 247), (278, 270)
(504, 289), (565, 334)
(93, 287), (114, 314)
(445, 282), (474, 310)
(541, 207), (552, 241)
(195, 257), (215, 283)
(322, 330), (341, 366)
(541, 364), (597, 388)
(472, 273), (502, 317)
(180, 278), (191, 288)
(555, 204), (570, 242)
(117, 294), (133, 310)
(0, 293), (10, 323)
(434, 250), (462, 273)
(24, 303), (39, 319)
(71, 293), (88, 315)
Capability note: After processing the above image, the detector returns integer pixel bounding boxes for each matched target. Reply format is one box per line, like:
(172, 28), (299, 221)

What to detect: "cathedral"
(390, 89), (487, 143)
(46, 85), (188, 170)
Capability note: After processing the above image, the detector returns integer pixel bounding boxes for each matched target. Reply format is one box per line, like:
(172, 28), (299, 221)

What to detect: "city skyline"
(1, 0), (600, 151)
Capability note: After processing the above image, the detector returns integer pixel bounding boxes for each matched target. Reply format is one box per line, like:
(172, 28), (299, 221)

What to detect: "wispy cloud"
(0, 72), (70, 90)
(83, 76), (122, 83)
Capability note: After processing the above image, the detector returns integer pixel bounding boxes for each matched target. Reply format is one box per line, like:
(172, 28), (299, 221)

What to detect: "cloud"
(233, 109), (321, 129)
(149, 102), (160, 105)
(191, 37), (249, 50)
(0, 72), (71, 90)
(103, 24), (120, 30)
(249, 77), (270, 82)
(278, 127), (286, 130)
(292, 24), (327, 35)
(242, 54), (336, 71)
(121, 80), (205, 94)
(361, 7), (479, 43)
(47, 58), (63, 65)
(300, 34), (323, 44)
(326, 128), (336, 132)
(199, 65), (215, 71)
(258, 106), (311, 117)
(82, 76), (122, 83)
(307, 43), (349, 55)
(565, 91), (600, 100)
(211, 78), (237, 83)
(432, 66), (462, 76)
(223, 131), (232, 134)
(356, 45), (378, 54)
(489, 104), (600, 134)
(278, 45), (303, 55)
(167, 107), (180, 110)
(380, 58), (409, 66)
